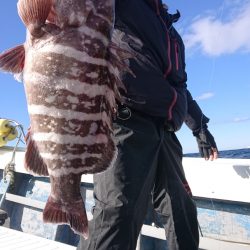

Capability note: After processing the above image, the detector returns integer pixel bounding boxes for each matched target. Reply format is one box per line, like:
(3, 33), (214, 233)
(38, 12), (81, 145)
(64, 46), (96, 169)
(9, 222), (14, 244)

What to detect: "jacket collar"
(144, 0), (181, 27)
(165, 10), (181, 28)
(144, 0), (164, 16)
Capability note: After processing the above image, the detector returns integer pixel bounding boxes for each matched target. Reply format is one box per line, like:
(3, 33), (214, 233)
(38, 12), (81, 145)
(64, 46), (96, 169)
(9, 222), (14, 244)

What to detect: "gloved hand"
(193, 126), (218, 160)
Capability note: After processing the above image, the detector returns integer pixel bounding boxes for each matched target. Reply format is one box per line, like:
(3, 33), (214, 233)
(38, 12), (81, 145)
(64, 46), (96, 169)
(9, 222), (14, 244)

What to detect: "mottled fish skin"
(19, 0), (117, 238)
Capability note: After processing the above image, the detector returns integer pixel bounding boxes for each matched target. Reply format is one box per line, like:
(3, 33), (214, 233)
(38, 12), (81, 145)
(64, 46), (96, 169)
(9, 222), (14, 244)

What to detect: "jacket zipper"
(154, 0), (177, 120)
(174, 39), (179, 71)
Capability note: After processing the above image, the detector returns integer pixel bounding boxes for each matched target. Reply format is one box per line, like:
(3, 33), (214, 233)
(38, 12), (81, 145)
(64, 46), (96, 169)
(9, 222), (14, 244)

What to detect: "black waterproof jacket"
(115, 0), (208, 131)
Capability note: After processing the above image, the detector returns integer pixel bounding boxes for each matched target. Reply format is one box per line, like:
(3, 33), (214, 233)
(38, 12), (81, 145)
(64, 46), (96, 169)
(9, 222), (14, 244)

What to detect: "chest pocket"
(168, 27), (187, 86)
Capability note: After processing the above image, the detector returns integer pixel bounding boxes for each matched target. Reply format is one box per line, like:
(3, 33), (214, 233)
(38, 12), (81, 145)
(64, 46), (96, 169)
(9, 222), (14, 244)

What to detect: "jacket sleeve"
(185, 90), (210, 134)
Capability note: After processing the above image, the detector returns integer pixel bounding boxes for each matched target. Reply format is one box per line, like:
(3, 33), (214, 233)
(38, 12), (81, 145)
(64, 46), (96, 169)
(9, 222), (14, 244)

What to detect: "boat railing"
(1, 146), (250, 250)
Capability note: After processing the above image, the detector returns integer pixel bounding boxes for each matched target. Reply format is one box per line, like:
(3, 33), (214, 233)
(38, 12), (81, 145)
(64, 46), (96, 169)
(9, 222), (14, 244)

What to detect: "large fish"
(0, 0), (136, 237)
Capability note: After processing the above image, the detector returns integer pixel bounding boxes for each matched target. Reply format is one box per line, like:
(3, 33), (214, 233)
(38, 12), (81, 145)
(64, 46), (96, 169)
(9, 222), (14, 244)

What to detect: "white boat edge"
(1, 146), (250, 203)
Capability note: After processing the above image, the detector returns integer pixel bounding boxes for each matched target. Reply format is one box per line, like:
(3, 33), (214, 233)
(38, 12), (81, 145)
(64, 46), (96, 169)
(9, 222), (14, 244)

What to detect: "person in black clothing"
(77, 1), (218, 250)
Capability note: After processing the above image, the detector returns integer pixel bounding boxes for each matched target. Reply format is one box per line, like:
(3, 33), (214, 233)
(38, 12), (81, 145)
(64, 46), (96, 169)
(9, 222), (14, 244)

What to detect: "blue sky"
(0, 0), (250, 153)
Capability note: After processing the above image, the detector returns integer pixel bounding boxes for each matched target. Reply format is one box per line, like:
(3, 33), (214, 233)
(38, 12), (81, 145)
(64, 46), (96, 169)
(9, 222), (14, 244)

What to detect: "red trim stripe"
(167, 87), (177, 120)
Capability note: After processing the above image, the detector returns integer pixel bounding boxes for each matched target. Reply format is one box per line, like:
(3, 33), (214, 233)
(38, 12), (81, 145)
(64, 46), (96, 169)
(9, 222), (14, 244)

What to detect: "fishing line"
(199, 0), (225, 156)
(207, 0), (226, 91)
(205, 2), (225, 241)
(194, 4), (226, 245)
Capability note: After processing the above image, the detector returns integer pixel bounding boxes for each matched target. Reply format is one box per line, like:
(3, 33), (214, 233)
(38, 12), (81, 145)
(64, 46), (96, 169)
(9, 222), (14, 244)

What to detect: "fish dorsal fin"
(17, 0), (53, 37)
(0, 45), (25, 74)
(25, 128), (49, 176)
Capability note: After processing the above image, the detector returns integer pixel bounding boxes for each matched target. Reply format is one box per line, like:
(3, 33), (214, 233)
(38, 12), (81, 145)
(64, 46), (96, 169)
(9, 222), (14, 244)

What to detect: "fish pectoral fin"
(17, 0), (53, 38)
(0, 45), (25, 74)
(24, 128), (49, 176)
(109, 29), (146, 76)
(43, 196), (89, 239)
(108, 30), (143, 96)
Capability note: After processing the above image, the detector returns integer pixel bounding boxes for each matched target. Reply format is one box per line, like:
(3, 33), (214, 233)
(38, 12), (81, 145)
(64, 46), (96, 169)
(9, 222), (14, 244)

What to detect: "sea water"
(184, 147), (250, 159)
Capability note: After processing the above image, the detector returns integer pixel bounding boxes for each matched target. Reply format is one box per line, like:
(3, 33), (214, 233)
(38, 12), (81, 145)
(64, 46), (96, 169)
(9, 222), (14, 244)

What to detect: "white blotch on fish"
(66, 95), (79, 104)
(45, 96), (57, 103)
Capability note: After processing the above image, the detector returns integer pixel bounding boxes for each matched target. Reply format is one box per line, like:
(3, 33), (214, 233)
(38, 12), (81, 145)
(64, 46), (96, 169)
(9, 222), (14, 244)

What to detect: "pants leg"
(139, 203), (168, 250)
(153, 132), (199, 250)
(77, 112), (163, 250)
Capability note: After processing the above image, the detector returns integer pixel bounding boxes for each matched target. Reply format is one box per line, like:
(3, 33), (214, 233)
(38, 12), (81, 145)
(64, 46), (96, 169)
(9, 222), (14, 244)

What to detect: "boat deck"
(0, 226), (75, 250)
(199, 237), (250, 250)
(1, 226), (250, 250)
(1, 147), (250, 249)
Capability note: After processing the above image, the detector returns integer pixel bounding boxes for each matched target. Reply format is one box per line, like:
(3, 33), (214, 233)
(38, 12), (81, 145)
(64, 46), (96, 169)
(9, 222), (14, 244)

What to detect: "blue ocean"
(184, 148), (250, 159)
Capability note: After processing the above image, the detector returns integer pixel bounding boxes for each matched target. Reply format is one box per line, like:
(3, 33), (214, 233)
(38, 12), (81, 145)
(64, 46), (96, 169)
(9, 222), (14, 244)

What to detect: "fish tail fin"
(43, 196), (89, 239)
(24, 128), (49, 176)
(17, 0), (53, 37)
(0, 45), (25, 74)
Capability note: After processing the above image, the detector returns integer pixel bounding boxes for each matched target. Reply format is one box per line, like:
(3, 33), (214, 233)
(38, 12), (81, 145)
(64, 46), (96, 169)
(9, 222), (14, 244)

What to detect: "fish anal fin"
(24, 129), (49, 176)
(0, 45), (25, 74)
(17, 0), (53, 37)
(43, 196), (89, 239)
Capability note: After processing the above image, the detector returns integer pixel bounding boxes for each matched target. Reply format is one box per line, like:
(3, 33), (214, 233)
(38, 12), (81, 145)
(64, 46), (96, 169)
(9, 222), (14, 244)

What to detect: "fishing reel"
(0, 119), (25, 211)
(0, 119), (23, 147)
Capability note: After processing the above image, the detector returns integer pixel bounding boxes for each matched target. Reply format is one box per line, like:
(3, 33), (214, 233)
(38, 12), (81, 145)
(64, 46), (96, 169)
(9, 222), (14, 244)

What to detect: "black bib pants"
(78, 109), (199, 250)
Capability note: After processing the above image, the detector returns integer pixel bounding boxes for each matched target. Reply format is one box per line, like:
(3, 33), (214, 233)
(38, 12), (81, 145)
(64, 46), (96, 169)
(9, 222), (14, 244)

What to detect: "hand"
(194, 127), (218, 160)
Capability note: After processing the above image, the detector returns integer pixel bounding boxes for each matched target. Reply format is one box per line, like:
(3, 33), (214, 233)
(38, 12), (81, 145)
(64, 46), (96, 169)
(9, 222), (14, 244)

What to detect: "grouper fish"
(0, 0), (136, 237)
